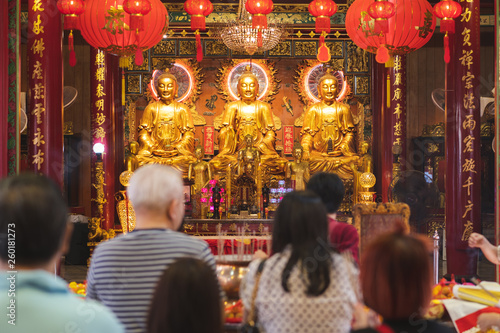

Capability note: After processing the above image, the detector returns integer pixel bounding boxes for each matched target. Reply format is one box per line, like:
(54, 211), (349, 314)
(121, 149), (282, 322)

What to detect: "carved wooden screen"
(352, 203), (411, 255)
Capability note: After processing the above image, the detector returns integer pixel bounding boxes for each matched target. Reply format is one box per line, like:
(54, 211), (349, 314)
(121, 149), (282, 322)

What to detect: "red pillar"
(90, 48), (116, 230)
(388, 55), (407, 171)
(445, 0), (481, 275)
(1, 4), (9, 177)
(27, 0), (63, 185)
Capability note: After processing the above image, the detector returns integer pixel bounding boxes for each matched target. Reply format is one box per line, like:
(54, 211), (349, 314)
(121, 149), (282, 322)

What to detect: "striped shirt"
(86, 228), (217, 333)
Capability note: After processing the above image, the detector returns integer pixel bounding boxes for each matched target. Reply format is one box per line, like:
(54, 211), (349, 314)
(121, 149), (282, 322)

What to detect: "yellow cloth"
(453, 283), (500, 307)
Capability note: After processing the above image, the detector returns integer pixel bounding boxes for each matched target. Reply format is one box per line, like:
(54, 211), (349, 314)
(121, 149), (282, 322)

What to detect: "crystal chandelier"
(214, 0), (288, 55)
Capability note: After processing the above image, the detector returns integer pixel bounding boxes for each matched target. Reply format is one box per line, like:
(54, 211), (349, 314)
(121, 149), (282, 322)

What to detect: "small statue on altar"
(286, 144), (310, 191)
(300, 69), (360, 179)
(211, 65), (287, 174)
(238, 134), (261, 177)
(188, 146), (213, 193)
(125, 141), (140, 172)
(136, 69), (196, 173)
(350, 141), (375, 203)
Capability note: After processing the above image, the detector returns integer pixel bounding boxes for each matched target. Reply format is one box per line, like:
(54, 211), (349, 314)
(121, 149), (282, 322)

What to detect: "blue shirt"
(0, 270), (124, 333)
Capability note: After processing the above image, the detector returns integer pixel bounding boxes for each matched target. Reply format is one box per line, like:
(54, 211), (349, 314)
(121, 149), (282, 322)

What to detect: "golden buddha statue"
(211, 66), (287, 174)
(125, 141), (140, 172)
(286, 144), (310, 191)
(238, 134), (261, 177)
(300, 69), (359, 178)
(188, 146), (213, 193)
(136, 70), (196, 174)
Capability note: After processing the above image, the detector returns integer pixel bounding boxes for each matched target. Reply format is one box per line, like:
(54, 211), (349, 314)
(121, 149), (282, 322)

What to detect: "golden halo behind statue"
(215, 59), (280, 103)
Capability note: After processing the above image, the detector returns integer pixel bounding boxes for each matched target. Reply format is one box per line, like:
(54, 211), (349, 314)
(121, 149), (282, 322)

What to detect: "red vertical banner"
(445, 0), (481, 275)
(28, 0), (63, 185)
(388, 55), (407, 170)
(283, 125), (294, 155)
(90, 49), (115, 230)
(204, 125), (214, 155)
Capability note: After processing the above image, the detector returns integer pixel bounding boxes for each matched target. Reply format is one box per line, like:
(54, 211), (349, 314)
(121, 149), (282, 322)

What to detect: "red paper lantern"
(184, 0), (213, 31)
(57, 0), (85, 67)
(434, 0), (461, 33)
(123, 0), (152, 32)
(78, 0), (168, 67)
(308, 0), (337, 33)
(346, 0), (436, 64)
(245, 0), (274, 29)
(367, 0), (395, 34)
(434, 0), (461, 63)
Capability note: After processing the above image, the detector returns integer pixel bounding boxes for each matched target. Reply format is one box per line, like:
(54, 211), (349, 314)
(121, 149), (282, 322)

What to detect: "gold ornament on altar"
(285, 144), (310, 191)
(360, 172), (376, 188)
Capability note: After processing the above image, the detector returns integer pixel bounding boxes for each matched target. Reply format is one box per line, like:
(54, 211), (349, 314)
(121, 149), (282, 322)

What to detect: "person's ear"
(60, 223), (74, 256)
(166, 199), (182, 228)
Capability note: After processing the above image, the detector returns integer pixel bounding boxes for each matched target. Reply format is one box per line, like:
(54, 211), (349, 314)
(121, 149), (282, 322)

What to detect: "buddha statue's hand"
(152, 147), (178, 157)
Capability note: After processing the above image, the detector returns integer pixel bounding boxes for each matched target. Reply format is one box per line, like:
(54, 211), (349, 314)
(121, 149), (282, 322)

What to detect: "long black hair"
(272, 191), (333, 296)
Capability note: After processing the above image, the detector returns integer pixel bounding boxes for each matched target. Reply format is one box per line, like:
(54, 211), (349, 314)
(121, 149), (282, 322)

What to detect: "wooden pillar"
(90, 49), (115, 230)
(372, 59), (392, 201)
(495, 0), (500, 282)
(7, 0), (20, 176)
(445, 0), (481, 275)
(27, 0), (63, 185)
(388, 55), (407, 171)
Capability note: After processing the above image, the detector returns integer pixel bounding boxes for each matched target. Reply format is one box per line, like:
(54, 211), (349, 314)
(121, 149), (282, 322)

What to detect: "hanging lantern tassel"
(315, 15), (331, 33)
(195, 31), (203, 62)
(317, 32), (331, 63)
(191, 15), (206, 31)
(253, 14), (268, 29)
(257, 29), (263, 47)
(375, 44), (390, 64)
(443, 32), (450, 63)
(129, 14), (144, 32)
(135, 34), (144, 66)
(68, 30), (77, 67)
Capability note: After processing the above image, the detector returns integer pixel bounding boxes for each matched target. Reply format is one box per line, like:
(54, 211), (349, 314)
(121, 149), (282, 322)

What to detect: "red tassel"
(315, 16), (331, 33)
(257, 30), (263, 47)
(373, 19), (388, 34)
(196, 33), (203, 62)
(135, 47), (144, 66)
(443, 33), (450, 63)
(375, 45), (390, 64)
(68, 31), (76, 66)
(440, 19), (455, 34)
(252, 14), (268, 29)
(64, 15), (79, 31)
(191, 15), (206, 31)
(317, 34), (330, 63)
(129, 15), (143, 32)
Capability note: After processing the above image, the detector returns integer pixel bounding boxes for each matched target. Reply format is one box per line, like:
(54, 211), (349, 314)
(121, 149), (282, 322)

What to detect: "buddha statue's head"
(194, 146), (204, 159)
(360, 141), (370, 155)
(293, 144), (303, 161)
(237, 66), (259, 102)
(244, 134), (253, 147)
(129, 141), (139, 155)
(318, 69), (339, 104)
(157, 69), (178, 102)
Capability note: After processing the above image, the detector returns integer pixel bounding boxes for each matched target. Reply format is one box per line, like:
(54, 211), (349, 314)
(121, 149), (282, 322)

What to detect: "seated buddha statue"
(136, 69), (196, 174)
(300, 69), (359, 179)
(238, 134), (261, 177)
(210, 66), (287, 174)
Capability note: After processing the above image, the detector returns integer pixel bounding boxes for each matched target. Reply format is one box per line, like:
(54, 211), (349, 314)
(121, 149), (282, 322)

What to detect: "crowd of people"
(0, 167), (498, 332)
